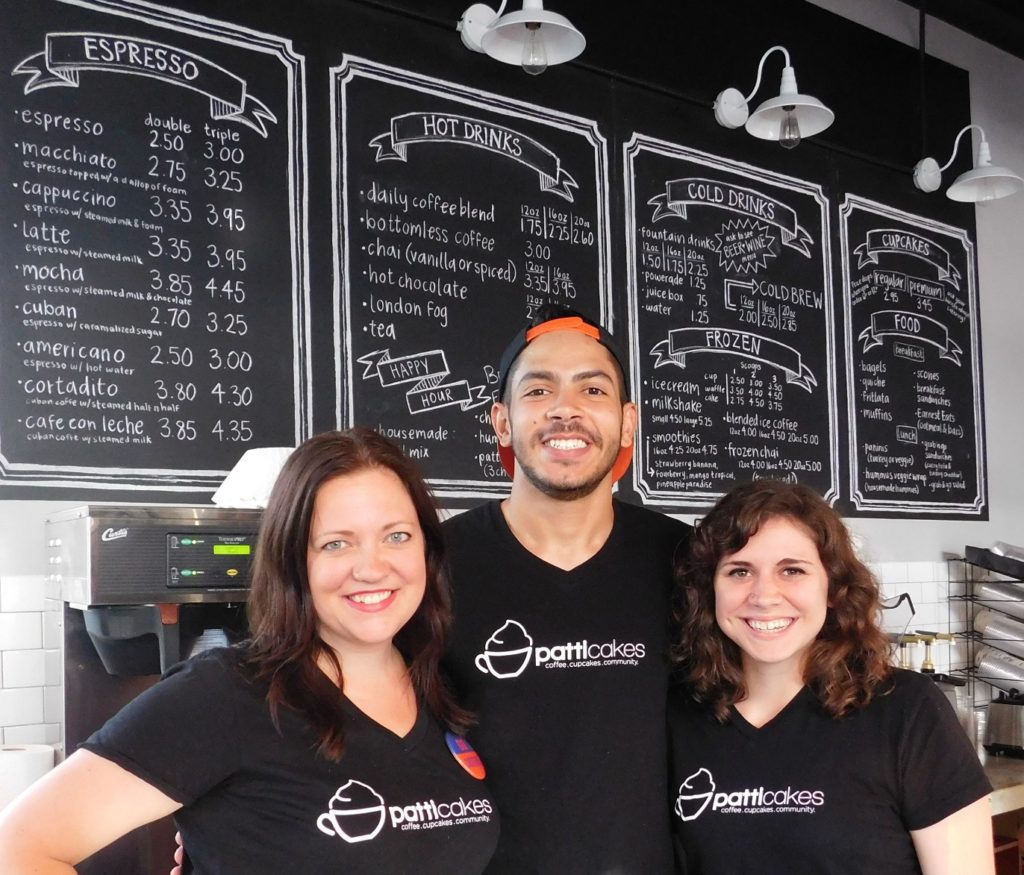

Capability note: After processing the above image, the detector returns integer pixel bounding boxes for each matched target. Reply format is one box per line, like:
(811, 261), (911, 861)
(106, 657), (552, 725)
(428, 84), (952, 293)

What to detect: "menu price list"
(625, 137), (838, 508)
(840, 196), (985, 516)
(336, 59), (609, 496)
(0, 2), (306, 488)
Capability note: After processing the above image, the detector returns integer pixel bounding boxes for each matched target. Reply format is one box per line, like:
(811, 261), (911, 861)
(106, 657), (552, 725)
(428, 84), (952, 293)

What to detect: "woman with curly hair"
(669, 480), (991, 875)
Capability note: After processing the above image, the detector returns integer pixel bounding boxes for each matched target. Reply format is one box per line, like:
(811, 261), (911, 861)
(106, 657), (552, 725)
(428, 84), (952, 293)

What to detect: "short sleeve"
(81, 648), (246, 805)
(897, 676), (992, 830)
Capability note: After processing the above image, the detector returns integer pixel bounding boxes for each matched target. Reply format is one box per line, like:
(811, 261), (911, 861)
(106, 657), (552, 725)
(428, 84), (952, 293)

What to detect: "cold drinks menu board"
(624, 136), (839, 508)
(0, 0), (308, 490)
(840, 196), (985, 514)
(333, 57), (610, 498)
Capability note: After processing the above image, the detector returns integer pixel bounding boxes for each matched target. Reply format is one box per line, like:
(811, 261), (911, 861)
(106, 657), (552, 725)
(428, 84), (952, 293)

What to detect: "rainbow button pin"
(445, 731), (486, 780)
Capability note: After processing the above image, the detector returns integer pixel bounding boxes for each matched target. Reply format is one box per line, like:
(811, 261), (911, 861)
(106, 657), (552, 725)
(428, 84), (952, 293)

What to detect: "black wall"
(1, 0), (985, 516)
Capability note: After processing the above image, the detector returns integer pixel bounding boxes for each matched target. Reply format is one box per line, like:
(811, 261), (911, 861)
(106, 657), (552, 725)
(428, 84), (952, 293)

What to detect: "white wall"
(0, 505), (74, 744)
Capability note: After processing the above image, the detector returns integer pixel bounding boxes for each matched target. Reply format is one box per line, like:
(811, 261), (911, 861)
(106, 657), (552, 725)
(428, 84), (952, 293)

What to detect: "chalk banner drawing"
(840, 194), (985, 516)
(333, 56), (611, 498)
(624, 135), (838, 509)
(0, 0), (309, 492)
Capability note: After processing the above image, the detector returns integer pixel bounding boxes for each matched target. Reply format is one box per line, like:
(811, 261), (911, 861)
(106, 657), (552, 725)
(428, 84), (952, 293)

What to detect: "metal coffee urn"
(48, 504), (261, 875)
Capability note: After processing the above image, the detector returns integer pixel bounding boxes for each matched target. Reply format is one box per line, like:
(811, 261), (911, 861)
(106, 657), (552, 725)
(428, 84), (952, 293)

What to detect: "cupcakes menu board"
(0, 0), (308, 491)
(839, 195), (985, 516)
(334, 57), (610, 498)
(624, 136), (838, 509)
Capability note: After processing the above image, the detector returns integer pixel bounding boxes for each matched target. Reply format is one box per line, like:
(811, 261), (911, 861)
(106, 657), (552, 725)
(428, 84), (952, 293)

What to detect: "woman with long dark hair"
(669, 480), (991, 875)
(0, 429), (498, 874)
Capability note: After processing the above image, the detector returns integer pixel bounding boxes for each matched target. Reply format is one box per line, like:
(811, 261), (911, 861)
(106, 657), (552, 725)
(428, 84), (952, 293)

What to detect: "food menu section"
(840, 196), (984, 515)
(624, 136), (838, 509)
(0, 0), (308, 491)
(334, 57), (610, 498)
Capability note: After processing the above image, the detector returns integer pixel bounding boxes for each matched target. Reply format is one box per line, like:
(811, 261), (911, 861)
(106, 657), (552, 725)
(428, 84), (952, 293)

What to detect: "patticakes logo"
(317, 780), (386, 843)
(316, 779), (493, 843)
(674, 768), (715, 821)
(474, 618), (646, 679)
(674, 768), (825, 821)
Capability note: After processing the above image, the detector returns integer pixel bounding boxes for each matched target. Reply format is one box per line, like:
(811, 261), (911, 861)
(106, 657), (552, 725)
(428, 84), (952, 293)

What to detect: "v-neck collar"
(728, 685), (816, 738)
(341, 695), (429, 751)
(487, 498), (621, 577)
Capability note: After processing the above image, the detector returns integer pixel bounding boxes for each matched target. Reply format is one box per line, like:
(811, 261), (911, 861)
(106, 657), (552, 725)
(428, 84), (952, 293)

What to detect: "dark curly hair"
(244, 428), (470, 760)
(672, 480), (892, 721)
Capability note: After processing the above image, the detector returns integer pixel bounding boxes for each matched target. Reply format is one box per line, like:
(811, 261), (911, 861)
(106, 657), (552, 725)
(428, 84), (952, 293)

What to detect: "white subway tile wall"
(872, 560), (968, 676)
(0, 612), (42, 651)
(2, 650), (46, 688)
(0, 687), (44, 728)
(42, 610), (61, 650)
(0, 576), (46, 613)
(43, 684), (63, 725)
(0, 575), (61, 746)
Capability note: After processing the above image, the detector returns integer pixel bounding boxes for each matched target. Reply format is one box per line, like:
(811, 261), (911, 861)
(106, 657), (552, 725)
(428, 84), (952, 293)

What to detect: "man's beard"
(510, 426), (618, 501)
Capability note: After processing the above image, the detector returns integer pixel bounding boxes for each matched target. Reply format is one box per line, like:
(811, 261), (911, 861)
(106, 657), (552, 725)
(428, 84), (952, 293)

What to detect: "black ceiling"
(896, 0), (1024, 61)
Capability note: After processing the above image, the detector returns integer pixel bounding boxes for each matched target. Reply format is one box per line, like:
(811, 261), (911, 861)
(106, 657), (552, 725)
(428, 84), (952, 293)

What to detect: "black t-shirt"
(668, 669), (992, 875)
(84, 648), (498, 875)
(444, 499), (691, 875)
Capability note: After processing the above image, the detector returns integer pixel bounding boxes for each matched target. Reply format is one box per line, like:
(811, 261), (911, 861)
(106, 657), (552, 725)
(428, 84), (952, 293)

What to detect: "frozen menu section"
(840, 195), (985, 516)
(334, 58), (610, 498)
(624, 137), (838, 509)
(0, 0), (308, 491)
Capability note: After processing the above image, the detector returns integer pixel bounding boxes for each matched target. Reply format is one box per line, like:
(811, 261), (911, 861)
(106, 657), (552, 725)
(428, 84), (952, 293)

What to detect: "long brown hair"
(673, 480), (892, 721)
(244, 428), (470, 759)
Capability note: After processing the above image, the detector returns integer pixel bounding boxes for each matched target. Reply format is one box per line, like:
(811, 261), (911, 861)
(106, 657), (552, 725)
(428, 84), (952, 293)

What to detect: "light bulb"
(779, 107), (800, 149)
(975, 180), (1000, 203)
(521, 22), (547, 75)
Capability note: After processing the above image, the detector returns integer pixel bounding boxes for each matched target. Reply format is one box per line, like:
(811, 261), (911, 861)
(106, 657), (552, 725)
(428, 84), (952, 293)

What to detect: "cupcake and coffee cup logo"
(317, 780), (386, 843)
(475, 620), (533, 678)
(475, 619), (647, 676)
(675, 768), (716, 821)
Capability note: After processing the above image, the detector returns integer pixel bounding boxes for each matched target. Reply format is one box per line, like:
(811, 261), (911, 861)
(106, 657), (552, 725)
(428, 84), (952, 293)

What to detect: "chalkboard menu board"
(0, 0), (309, 491)
(333, 57), (610, 498)
(624, 136), (838, 509)
(839, 195), (985, 515)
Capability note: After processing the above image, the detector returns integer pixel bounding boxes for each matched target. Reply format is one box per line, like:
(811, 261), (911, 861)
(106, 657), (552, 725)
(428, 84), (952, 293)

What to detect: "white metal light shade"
(913, 125), (1023, 202)
(713, 48), (833, 148)
(481, 5), (584, 66)
(458, 1), (584, 73)
(745, 77), (834, 141)
(946, 164), (1024, 202)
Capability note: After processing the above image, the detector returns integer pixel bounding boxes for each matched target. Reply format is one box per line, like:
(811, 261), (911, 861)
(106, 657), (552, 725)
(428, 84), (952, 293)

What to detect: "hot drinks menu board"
(839, 195), (985, 515)
(0, 0), (308, 491)
(333, 57), (610, 498)
(624, 136), (838, 509)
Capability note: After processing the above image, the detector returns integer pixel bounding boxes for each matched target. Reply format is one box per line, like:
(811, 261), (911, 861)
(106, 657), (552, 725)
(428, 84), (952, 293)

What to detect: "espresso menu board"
(840, 195), (985, 515)
(624, 136), (838, 509)
(334, 57), (610, 498)
(0, 0), (308, 490)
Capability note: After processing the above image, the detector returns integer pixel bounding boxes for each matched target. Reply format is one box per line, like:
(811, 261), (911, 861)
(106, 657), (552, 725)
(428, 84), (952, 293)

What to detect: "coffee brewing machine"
(48, 504), (261, 874)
